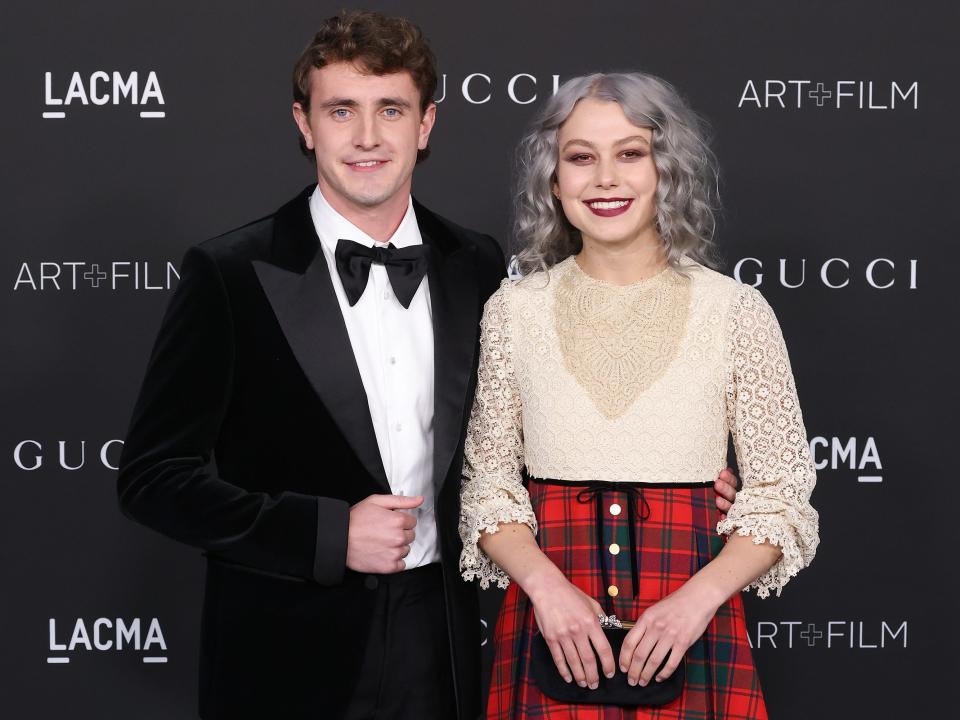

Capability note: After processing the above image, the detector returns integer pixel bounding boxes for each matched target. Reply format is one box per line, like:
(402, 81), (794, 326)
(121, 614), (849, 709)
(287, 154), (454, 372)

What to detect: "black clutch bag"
(530, 617), (685, 706)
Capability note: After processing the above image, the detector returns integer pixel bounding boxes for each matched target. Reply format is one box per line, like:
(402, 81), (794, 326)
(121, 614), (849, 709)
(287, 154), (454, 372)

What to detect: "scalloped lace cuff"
(459, 479), (537, 589)
(716, 494), (819, 598)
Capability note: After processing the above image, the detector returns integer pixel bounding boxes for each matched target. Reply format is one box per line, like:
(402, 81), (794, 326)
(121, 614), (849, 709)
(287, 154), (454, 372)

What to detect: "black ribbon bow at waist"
(334, 239), (430, 309)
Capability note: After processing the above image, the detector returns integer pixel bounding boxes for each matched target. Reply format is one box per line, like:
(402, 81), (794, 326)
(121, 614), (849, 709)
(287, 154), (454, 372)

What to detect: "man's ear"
(417, 102), (437, 150)
(292, 102), (314, 151)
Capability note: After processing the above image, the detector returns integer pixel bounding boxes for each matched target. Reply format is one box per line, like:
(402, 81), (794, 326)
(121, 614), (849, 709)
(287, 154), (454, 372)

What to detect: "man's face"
(293, 62), (436, 215)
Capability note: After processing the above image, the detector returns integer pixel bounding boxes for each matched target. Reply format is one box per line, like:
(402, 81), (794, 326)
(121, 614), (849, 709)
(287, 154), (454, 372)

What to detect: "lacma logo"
(43, 71), (166, 119)
(810, 436), (883, 483)
(47, 617), (168, 665)
(738, 80), (918, 110)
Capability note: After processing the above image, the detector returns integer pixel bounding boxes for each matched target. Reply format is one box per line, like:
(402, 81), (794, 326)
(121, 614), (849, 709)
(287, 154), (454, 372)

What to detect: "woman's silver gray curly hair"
(513, 72), (720, 275)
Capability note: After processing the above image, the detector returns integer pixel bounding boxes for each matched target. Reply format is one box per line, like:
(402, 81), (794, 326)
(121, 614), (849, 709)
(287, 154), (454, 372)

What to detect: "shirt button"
(609, 543), (620, 555)
(389, 356), (397, 365)
(609, 503), (622, 516)
(607, 585), (619, 598)
(364, 575), (379, 590)
(382, 290), (391, 300)
(395, 423), (402, 432)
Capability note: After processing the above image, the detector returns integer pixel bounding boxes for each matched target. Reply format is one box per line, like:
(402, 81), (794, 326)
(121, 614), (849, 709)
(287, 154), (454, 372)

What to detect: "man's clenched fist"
(345, 494), (423, 574)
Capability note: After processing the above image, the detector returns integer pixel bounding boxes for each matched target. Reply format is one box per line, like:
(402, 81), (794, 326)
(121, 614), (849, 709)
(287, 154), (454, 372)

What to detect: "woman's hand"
(618, 581), (722, 687)
(528, 576), (616, 689)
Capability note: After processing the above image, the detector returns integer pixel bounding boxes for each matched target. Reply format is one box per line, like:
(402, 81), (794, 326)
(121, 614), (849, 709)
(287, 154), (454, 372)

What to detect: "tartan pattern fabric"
(486, 480), (767, 720)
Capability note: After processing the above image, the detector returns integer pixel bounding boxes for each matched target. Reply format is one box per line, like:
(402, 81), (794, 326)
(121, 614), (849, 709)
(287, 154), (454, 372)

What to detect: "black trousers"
(343, 563), (457, 720)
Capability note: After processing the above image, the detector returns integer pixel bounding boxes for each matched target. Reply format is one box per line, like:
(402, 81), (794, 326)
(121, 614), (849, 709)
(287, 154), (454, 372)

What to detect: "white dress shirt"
(309, 186), (439, 567)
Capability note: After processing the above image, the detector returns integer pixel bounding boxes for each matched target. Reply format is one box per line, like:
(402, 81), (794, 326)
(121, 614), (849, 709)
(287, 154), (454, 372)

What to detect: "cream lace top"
(458, 256), (819, 599)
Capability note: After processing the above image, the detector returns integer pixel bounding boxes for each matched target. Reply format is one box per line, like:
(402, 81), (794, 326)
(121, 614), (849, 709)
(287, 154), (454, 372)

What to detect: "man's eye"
(332, 108), (351, 119)
(382, 108), (401, 118)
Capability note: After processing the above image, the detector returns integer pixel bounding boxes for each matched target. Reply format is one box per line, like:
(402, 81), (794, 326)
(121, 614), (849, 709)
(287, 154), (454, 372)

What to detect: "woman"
(459, 72), (819, 719)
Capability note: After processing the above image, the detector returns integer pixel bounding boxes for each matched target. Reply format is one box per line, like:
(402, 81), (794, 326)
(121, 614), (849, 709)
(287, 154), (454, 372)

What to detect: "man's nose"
(353, 113), (381, 149)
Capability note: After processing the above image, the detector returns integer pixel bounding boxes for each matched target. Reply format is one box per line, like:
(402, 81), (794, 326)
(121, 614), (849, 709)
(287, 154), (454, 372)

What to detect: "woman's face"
(553, 98), (659, 251)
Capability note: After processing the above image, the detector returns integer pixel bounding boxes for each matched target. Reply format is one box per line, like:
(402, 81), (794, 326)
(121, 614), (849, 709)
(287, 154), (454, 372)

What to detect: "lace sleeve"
(717, 285), (820, 598)
(458, 282), (537, 589)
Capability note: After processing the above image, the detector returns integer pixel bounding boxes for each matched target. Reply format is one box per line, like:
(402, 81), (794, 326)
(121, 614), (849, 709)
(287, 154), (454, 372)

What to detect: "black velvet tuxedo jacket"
(117, 185), (506, 719)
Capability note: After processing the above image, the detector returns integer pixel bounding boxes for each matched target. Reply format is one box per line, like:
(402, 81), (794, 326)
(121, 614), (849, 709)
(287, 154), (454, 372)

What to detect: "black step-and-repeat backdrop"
(3, 1), (957, 717)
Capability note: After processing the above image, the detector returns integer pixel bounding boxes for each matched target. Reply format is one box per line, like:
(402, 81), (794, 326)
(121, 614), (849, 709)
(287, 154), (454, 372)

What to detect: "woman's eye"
(567, 154), (592, 163)
(621, 149), (647, 159)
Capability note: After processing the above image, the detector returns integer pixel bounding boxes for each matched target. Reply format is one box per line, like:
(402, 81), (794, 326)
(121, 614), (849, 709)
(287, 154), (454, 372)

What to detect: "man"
(117, 10), (739, 720)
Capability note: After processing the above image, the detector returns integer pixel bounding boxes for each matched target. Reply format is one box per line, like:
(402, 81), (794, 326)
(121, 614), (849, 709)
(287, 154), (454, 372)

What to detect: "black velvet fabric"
(117, 185), (506, 719)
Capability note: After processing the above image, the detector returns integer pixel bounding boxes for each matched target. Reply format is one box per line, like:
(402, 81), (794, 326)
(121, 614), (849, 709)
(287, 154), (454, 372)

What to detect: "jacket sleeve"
(117, 246), (349, 585)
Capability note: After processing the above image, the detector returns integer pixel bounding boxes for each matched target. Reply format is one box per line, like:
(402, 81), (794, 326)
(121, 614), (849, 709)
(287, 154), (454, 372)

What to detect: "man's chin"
(345, 188), (405, 209)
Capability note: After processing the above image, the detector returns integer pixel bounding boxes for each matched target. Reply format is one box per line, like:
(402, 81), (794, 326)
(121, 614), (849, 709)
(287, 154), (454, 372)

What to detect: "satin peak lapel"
(253, 199), (389, 492)
(418, 207), (479, 495)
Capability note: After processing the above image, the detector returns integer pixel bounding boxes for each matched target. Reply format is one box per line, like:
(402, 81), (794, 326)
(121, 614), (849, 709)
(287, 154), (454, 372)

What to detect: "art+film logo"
(738, 80), (918, 110)
(12, 260), (179, 291)
(42, 70), (166, 119)
(732, 257), (918, 290)
(47, 617), (168, 665)
(13, 439), (123, 472)
(748, 619), (907, 650)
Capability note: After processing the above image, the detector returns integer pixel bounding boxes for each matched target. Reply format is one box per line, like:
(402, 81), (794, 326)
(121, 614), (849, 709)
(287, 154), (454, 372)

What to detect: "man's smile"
(346, 159), (390, 172)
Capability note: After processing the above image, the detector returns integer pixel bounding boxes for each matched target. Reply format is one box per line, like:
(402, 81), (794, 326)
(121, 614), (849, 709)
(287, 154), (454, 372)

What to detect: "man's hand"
(346, 494), (423, 574)
(714, 468), (738, 522)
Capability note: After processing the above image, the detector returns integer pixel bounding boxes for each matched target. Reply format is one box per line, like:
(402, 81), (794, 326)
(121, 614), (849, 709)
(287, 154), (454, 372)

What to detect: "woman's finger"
(574, 633), (600, 688)
(627, 630), (659, 686)
(546, 638), (572, 683)
(655, 645), (683, 682)
(619, 623), (645, 672)
(589, 625), (616, 679)
(561, 637), (587, 687)
(638, 638), (671, 686)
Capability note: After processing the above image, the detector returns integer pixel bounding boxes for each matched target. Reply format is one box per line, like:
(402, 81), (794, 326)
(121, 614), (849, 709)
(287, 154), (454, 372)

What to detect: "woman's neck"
(575, 235), (668, 286)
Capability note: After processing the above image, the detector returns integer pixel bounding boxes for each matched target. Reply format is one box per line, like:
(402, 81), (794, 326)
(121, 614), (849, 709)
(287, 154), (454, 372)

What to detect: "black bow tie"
(334, 239), (430, 309)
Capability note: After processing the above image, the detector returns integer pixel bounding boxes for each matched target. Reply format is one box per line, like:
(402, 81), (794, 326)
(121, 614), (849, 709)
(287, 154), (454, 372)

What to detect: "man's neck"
(318, 183), (411, 243)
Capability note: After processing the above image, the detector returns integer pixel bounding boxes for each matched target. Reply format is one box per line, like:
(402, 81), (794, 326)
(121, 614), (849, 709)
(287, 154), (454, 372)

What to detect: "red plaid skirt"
(486, 478), (767, 720)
